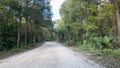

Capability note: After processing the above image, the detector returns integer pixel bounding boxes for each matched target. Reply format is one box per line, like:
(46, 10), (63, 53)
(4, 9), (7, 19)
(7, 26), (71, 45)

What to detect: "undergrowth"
(0, 43), (43, 60)
(73, 41), (120, 68)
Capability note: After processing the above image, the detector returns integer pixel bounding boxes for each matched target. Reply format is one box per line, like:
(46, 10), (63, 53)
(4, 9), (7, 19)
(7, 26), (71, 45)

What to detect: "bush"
(91, 36), (115, 49)
(76, 40), (96, 51)
(67, 39), (76, 46)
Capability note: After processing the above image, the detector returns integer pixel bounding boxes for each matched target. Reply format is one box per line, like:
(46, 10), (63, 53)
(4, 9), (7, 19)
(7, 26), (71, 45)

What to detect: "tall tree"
(112, 0), (120, 46)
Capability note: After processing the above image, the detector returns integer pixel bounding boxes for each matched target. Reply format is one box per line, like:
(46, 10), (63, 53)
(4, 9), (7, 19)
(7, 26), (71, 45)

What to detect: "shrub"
(91, 36), (115, 49)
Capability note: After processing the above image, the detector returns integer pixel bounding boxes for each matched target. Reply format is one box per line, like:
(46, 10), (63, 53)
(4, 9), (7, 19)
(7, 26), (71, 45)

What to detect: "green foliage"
(55, 1), (120, 67)
(91, 36), (115, 49)
(0, 0), (53, 51)
(96, 48), (120, 59)
(56, 0), (117, 49)
(0, 23), (16, 51)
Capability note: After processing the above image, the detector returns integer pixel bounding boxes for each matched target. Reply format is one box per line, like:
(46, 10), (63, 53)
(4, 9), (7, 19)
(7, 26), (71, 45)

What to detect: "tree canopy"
(55, 0), (119, 49)
(0, 0), (53, 51)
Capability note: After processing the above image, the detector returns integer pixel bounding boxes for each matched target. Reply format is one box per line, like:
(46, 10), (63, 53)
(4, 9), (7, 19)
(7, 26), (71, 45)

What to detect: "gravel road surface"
(0, 42), (105, 68)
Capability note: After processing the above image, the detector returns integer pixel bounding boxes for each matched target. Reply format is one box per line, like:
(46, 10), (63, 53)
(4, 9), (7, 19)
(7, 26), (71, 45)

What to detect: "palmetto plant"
(92, 36), (114, 49)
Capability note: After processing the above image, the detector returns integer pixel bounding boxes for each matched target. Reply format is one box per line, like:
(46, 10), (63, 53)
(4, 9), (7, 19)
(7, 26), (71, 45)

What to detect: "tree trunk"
(25, 20), (28, 46)
(116, 10), (120, 45)
(33, 24), (38, 46)
(111, 0), (120, 46)
(17, 31), (20, 48)
(33, 31), (36, 46)
(25, 0), (29, 46)
(17, 17), (22, 48)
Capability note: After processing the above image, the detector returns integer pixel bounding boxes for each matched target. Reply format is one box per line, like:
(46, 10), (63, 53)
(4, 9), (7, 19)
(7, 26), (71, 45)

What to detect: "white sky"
(51, 0), (65, 21)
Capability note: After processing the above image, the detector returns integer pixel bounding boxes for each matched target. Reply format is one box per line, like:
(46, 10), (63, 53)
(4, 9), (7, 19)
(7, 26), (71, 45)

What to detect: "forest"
(0, 0), (54, 51)
(56, 0), (118, 49)
(55, 0), (120, 67)
(55, 0), (120, 49)
(0, 0), (120, 67)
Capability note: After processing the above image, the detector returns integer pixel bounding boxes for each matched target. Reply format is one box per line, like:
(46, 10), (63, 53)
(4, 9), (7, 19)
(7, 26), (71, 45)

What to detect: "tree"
(0, 0), (53, 51)
(112, 0), (120, 46)
(56, 0), (116, 48)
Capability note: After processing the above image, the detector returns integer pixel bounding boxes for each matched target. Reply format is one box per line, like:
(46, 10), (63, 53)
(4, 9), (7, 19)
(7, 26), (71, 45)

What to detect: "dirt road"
(0, 42), (105, 68)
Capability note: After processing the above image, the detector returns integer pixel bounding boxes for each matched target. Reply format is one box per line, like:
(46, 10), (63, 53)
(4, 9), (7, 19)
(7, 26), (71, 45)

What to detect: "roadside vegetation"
(55, 0), (120, 68)
(1, 0), (120, 67)
(0, 0), (54, 59)
(72, 41), (120, 68)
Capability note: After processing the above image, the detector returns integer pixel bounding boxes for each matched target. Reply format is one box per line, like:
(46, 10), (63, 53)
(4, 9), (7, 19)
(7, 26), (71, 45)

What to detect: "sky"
(51, 0), (65, 21)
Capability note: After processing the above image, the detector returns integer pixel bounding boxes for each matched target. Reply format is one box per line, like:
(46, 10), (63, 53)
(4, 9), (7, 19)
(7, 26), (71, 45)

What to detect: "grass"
(70, 42), (120, 68)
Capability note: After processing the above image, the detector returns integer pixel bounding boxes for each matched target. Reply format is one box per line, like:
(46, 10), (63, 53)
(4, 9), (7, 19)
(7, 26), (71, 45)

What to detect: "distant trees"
(0, 0), (53, 51)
